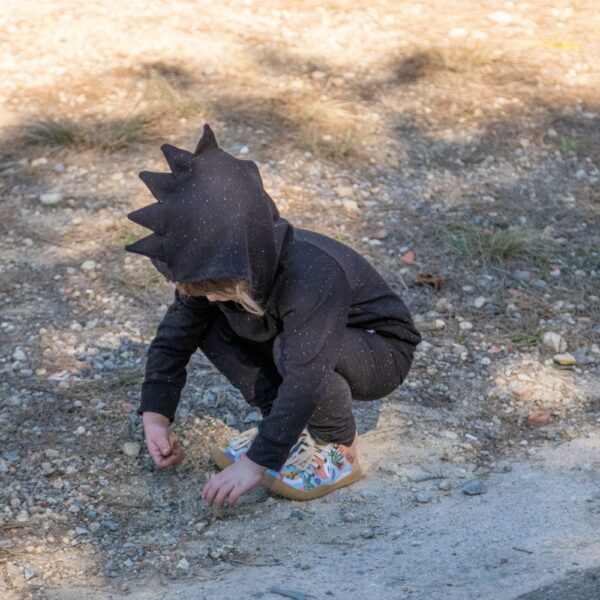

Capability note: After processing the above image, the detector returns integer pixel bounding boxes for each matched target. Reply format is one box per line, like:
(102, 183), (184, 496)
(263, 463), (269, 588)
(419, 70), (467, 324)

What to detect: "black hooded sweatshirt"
(126, 124), (421, 471)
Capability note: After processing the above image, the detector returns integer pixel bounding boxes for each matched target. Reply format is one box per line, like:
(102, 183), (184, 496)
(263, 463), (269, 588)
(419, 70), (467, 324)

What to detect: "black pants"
(197, 312), (412, 446)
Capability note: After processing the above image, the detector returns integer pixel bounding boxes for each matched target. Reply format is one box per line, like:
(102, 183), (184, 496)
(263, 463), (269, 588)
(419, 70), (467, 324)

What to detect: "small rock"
(423, 319), (446, 331)
(80, 260), (96, 272)
(487, 11), (513, 25)
(176, 558), (190, 572)
(101, 520), (118, 532)
(335, 185), (354, 198)
(2, 451), (19, 463)
(243, 410), (262, 424)
(12, 349), (26, 361)
(514, 270), (533, 282)
(342, 511), (359, 522)
(23, 566), (37, 581)
(473, 296), (486, 309)
(542, 332), (567, 353)
(459, 321), (473, 331)
(341, 199), (359, 213)
(462, 479), (487, 495)
(44, 448), (60, 459)
(572, 349), (595, 365)
(372, 229), (388, 239)
(74, 426), (86, 436)
(122, 442), (141, 457)
(239, 146), (249, 155)
(194, 521), (207, 533)
(526, 410), (551, 426)
(438, 481), (452, 491)
(401, 250), (416, 265)
(415, 492), (432, 503)
(39, 192), (63, 205)
(553, 353), (576, 366)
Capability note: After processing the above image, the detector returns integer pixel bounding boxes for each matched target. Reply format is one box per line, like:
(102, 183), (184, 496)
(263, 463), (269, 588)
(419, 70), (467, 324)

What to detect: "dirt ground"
(0, 1), (599, 599)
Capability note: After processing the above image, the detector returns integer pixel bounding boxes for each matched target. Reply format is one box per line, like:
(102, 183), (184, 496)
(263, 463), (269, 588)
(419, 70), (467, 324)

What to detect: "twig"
(49, 537), (94, 554)
(225, 557), (281, 567)
(512, 546), (534, 555)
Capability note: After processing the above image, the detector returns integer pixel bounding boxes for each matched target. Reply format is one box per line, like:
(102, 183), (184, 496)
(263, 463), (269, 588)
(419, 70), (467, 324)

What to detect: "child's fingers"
(227, 485), (243, 508)
(214, 481), (236, 510)
(203, 478), (218, 506)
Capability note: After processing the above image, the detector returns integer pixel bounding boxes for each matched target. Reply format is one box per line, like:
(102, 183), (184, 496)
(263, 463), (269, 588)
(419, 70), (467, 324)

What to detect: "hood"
(125, 123), (293, 304)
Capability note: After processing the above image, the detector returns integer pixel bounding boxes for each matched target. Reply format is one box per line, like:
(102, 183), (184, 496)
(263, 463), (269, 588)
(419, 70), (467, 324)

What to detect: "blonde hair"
(175, 278), (265, 317)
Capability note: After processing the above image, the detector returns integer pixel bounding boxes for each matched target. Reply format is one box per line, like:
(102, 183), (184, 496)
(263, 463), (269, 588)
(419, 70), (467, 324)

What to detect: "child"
(125, 124), (421, 509)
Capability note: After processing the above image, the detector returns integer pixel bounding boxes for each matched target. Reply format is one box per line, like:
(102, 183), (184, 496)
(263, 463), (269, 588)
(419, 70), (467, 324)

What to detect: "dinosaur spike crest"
(138, 171), (175, 203)
(161, 144), (194, 176)
(194, 123), (219, 155)
(125, 233), (166, 262)
(127, 202), (163, 234)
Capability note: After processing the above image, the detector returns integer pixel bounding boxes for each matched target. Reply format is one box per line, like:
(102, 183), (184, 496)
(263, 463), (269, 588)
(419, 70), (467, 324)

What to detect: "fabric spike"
(161, 144), (194, 176)
(138, 171), (175, 203)
(194, 123), (219, 155)
(127, 202), (163, 234)
(125, 232), (166, 262)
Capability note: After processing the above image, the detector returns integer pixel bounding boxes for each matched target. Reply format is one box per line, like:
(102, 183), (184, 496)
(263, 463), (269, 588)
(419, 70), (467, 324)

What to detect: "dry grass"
(23, 113), (157, 152)
(443, 225), (541, 264)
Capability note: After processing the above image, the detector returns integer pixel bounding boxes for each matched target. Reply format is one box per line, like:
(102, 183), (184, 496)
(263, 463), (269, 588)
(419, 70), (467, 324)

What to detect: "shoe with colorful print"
(212, 426), (258, 470)
(263, 429), (362, 500)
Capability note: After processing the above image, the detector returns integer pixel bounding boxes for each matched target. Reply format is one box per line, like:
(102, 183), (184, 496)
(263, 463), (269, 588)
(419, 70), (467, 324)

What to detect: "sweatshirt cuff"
(138, 382), (181, 422)
(245, 432), (293, 471)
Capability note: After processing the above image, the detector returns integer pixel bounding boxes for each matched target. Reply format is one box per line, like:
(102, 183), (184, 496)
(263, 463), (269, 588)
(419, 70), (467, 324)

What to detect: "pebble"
(526, 410), (551, 426)
(542, 332), (567, 353)
(423, 319), (446, 331)
(438, 481), (452, 491)
(473, 296), (486, 309)
(44, 448), (60, 459)
(553, 353), (576, 366)
(23, 565), (37, 580)
(74, 426), (86, 436)
(415, 491), (432, 503)
(335, 185), (354, 198)
(514, 270), (533, 282)
(39, 192), (63, 205)
(176, 558), (190, 572)
(12, 348), (26, 361)
(342, 510), (359, 522)
(101, 520), (118, 532)
(342, 199), (359, 213)
(459, 321), (473, 331)
(487, 11), (513, 25)
(462, 479), (487, 495)
(122, 442), (141, 457)
(80, 260), (97, 272)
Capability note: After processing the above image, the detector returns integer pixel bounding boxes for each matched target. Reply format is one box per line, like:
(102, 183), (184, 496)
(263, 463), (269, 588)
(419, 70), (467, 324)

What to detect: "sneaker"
(263, 429), (363, 501)
(212, 426), (258, 470)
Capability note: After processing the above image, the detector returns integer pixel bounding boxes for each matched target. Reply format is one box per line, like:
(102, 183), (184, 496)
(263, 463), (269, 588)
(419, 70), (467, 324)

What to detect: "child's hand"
(202, 454), (266, 509)
(143, 411), (186, 468)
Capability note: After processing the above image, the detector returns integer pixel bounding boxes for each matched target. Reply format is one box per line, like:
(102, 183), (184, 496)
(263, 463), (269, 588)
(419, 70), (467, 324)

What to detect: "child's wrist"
(142, 411), (170, 427)
(240, 453), (267, 473)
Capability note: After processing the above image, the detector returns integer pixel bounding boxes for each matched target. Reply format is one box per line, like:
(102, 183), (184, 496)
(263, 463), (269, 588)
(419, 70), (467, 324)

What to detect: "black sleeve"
(245, 258), (353, 470)
(138, 288), (219, 422)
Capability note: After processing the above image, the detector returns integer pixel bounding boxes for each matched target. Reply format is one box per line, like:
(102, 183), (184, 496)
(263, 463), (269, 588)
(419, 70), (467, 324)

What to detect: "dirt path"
(46, 434), (600, 600)
(0, 1), (598, 599)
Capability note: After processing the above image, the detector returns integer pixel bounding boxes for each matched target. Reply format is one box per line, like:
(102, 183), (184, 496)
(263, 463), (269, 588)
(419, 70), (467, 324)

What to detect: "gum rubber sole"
(262, 460), (364, 501)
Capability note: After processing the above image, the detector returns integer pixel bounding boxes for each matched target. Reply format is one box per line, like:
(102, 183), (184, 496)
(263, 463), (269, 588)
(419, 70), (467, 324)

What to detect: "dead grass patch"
(23, 113), (157, 152)
(443, 225), (542, 264)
